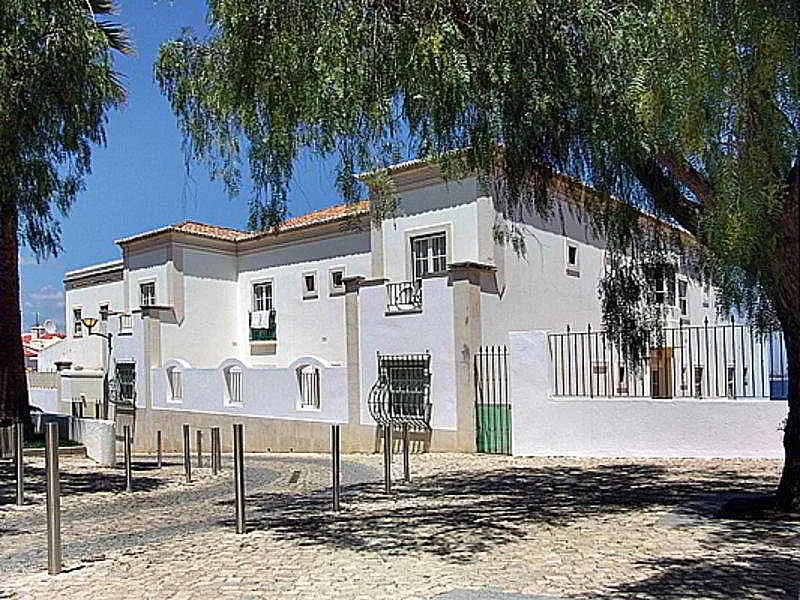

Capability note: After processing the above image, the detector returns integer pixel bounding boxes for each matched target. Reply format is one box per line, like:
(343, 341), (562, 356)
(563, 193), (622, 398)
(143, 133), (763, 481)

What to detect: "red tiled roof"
(171, 201), (370, 242)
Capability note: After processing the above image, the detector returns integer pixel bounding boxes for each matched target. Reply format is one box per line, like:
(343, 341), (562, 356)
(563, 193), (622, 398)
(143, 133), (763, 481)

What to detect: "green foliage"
(0, 0), (130, 258)
(156, 0), (798, 361)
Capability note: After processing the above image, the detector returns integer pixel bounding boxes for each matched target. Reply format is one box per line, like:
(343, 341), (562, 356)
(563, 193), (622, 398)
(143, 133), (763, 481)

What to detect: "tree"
(156, 1), (799, 509)
(0, 1), (131, 427)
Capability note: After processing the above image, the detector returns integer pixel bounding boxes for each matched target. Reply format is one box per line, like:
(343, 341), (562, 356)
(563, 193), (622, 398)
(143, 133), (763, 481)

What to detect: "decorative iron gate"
(474, 345), (511, 454)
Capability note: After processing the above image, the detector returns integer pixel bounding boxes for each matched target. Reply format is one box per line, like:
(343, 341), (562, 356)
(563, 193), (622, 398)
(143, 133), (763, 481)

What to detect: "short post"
(15, 422), (24, 506)
(383, 424), (392, 494)
(331, 424), (340, 511)
(156, 430), (162, 469)
(123, 425), (133, 493)
(402, 423), (410, 483)
(45, 423), (61, 575)
(211, 427), (219, 476)
(183, 424), (191, 483)
(233, 423), (245, 534)
(196, 429), (203, 468)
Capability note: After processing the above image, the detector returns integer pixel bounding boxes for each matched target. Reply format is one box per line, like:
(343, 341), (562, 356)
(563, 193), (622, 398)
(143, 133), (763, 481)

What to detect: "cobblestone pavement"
(1, 453), (798, 599)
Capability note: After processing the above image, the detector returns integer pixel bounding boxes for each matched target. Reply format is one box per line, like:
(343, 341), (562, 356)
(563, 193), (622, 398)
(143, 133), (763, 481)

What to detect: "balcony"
(249, 310), (277, 341)
(386, 280), (422, 314)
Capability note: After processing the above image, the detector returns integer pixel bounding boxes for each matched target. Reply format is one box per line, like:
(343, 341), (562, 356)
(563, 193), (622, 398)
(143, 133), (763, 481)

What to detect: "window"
(140, 282), (156, 306)
(726, 365), (736, 398)
(329, 269), (345, 295)
(302, 272), (318, 299)
(566, 242), (580, 276)
(115, 362), (136, 404)
(693, 365), (704, 398)
(678, 278), (688, 318)
(224, 366), (243, 405)
(252, 281), (273, 312)
(616, 365), (629, 394)
(411, 232), (447, 279)
(167, 366), (183, 402)
(99, 303), (109, 334)
(297, 365), (321, 409)
(73, 308), (83, 337)
(647, 267), (676, 306)
(702, 278), (710, 307)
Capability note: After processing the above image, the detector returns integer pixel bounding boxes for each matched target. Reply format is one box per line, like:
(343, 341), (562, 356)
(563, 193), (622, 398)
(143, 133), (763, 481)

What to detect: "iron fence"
(548, 318), (788, 400)
(386, 280), (423, 313)
(474, 345), (511, 454)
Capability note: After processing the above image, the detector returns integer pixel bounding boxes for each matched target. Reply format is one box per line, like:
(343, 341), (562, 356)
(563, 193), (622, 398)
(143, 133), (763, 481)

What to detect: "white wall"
(150, 359), (348, 423)
(358, 276), (458, 430)
(382, 178), (485, 281)
(125, 246), (170, 311)
(510, 330), (788, 459)
(237, 232), (371, 367)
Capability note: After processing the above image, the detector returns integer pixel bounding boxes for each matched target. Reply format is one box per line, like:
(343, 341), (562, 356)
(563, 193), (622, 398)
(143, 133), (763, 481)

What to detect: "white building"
(37, 161), (787, 456)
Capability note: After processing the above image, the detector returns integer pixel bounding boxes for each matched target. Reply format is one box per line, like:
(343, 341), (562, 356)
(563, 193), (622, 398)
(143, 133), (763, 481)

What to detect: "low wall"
(510, 331), (789, 459)
(28, 387), (61, 414)
(33, 413), (116, 466)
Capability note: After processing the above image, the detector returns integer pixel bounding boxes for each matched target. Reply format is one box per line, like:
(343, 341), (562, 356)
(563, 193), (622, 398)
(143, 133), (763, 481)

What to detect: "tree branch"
(657, 153), (713, 205)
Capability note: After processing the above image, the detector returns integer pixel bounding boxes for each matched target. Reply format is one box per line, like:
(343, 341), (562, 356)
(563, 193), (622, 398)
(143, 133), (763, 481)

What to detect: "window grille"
(140, 282), (156, 306)
(253, 282), (273, 311)
(167, 367), (183, 402)
(225, 366), (243, 404)
(297, 365), (320, 409)
(73, 308), (82, 336)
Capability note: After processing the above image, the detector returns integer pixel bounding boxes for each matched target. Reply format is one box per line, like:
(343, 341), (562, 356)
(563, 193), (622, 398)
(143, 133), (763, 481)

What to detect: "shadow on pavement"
(224, 461), (796, 598)
(0, 460), (167, 504)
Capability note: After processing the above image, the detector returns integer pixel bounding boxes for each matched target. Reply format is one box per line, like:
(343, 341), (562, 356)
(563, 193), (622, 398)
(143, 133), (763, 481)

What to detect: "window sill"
(166, 398), (183, 405)
(249, 340), (277, 346)
(297, 405), (321, 412)
(224, 401), (244, 408)
(565, 268), (580, 278)
(302, 294), (319, 300)
(329, 289), (345, 297)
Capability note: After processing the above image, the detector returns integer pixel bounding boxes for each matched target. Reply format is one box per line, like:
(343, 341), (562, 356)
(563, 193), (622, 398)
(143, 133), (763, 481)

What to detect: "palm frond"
(81, 0), (134, 56)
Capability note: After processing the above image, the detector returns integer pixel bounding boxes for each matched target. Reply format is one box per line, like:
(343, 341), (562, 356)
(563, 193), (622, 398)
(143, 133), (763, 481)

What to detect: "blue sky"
(20, 1), (342, 330)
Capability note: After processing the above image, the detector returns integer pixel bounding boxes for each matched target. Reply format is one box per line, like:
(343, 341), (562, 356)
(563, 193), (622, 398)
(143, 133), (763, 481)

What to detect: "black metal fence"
(474, 345), (511, 454)
(386, 280), (423, 313)
(549, 318), (788, 400)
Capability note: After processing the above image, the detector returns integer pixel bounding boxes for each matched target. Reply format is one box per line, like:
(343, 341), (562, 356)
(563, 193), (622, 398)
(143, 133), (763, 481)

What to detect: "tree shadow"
(594, 504), (800, 599)
(219, 462), (779, 565)
(0, 460), (167, 505)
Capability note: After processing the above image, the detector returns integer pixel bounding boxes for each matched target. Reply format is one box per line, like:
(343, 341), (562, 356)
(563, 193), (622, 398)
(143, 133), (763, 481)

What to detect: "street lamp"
(82, 316), (113, 420)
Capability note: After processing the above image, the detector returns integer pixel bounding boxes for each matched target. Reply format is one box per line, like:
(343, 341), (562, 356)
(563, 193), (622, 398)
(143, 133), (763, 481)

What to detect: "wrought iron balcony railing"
(249, 310), (277, 341)
(386, 280), (422, 314)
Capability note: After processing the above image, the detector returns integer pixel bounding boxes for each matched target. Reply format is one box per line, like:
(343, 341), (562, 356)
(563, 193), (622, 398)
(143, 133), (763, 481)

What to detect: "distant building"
(22, 321), (65, 371)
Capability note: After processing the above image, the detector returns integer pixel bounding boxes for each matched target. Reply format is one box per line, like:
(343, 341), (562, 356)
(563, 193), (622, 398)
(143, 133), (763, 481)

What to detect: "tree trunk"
(773, 166), (800, 512)
(0, 202), (30, 427)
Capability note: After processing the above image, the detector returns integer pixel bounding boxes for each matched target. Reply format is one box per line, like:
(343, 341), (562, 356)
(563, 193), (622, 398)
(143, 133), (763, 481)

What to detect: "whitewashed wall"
(150, 358), (348, 423)
(358, 276), (457, 430)
(125, 246), (170, 311)
(237, 232), (371, 367)
(382, 178), (484, 281)
(510, 330), (788, 459)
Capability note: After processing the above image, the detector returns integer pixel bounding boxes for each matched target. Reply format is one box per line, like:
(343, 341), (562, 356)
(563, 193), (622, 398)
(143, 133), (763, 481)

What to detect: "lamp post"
(81, 315), (113, 420)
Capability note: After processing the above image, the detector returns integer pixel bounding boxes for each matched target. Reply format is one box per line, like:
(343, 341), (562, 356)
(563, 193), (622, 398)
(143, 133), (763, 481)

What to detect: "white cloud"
(29, 285), (62, 301)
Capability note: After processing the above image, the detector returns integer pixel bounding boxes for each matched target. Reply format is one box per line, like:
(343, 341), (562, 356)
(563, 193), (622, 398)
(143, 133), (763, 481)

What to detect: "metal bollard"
(211, 427), (219, 476)
(233, 423), (245, 534)
(156, 430), (162, 469)
(183, 424), (191, 483)
(45, 423), (61, 575)
(15, 422), (23, 506)
(331, 424), (341, 511)
(383, 424), (392, 494)
(123, 425), (133, 493)
(196, 429), (203, 468)
(402, 423), (410, 483)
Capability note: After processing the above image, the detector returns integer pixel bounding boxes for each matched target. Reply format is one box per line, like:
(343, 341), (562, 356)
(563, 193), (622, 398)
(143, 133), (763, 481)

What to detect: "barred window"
(224, 366), (243, 405)
(167, 366), (183, 402)
(297, 365), (320, 409)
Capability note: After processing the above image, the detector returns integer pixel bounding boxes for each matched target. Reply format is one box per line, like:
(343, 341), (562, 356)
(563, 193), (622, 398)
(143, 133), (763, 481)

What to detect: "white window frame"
(139, 281), (156, 307)
(223, 365), (244, 406)
(329, 267), (345, 296)
(72, 306), (83, 337)
(252, 280), (274, 312)
(565, 241), (580, 277)
(677, 276), (689, 319)
(297, 364), (321, 410)
(410, 231), (448, 279)
(302, 271), (318, 300)
(166, 366), (183, 403)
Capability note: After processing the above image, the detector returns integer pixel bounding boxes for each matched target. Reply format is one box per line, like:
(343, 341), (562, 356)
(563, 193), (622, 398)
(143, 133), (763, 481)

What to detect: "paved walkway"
(1, 453), (798, 599)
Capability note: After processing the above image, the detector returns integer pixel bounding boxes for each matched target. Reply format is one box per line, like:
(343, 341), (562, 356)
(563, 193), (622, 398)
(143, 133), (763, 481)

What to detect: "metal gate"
(474, 345), (511, 454)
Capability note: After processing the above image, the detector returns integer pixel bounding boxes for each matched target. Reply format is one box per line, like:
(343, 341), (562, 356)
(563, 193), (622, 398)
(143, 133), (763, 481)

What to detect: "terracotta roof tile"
(276, 200), (369, 232)
(172, 221), (250, 241)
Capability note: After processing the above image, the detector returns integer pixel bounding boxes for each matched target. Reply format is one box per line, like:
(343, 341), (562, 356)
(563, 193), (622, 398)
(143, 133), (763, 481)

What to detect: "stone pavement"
(1, 453), (798, 599)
